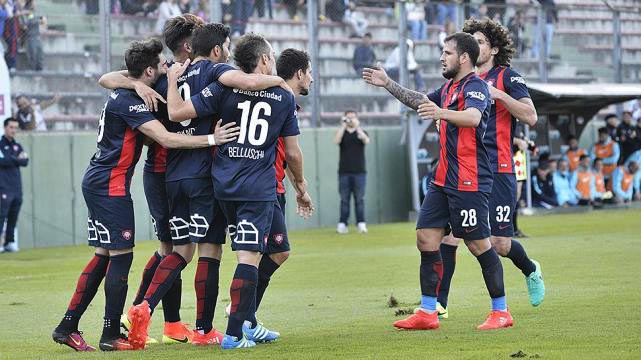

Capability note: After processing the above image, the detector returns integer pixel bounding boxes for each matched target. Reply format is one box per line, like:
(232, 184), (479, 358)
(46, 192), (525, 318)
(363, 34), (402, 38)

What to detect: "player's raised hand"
(168, 59), (191, 83)
(418, 100), (441, 120)
(362, 62), (389, 88)
(213, 120), (241, 145)
(296, 192), (315, 219)
(133, 81), (165, 112)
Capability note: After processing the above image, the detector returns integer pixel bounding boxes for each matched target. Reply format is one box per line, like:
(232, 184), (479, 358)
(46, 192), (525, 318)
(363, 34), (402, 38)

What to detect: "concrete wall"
(13, 127), (410, 249)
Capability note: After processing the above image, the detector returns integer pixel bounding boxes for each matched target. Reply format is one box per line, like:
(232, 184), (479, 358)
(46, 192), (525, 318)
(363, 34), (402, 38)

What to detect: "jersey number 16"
(237, 100), (271, 146)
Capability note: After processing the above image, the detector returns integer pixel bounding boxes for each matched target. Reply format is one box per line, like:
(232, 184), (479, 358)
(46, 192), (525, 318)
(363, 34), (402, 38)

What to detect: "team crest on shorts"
(274, 233), (284, 244)
(122, 230), (133, 241)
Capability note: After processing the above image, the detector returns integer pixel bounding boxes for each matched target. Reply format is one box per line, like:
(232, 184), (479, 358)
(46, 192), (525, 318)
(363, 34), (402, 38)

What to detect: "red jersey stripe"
(108, 128), (137, 197)
(495, 68), (513, 173)
(153, 145), (167, 173)
(434, 80), (453, 187)
(455, 84), (479, 192)
(275, 137), (286, 194)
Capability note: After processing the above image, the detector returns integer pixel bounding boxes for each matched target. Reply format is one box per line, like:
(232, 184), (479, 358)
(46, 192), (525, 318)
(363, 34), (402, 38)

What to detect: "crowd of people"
(533, 113), (641, 209)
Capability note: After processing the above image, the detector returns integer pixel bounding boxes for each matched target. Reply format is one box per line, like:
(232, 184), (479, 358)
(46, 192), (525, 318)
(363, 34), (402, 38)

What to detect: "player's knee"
(490, 236), (511, 256)
(464, 238), (491, 256)
(174, 243), (196, 263)
(416, 229), (442, 251)
(95, 247), (110, 256)
(270, 251), (289, 265)
(442, 234), (460, 246)
(198, 243), (223, 260)
(158, 242), (173, 256)
(237, 250), (261, 266)
(108, 247), (133, 256)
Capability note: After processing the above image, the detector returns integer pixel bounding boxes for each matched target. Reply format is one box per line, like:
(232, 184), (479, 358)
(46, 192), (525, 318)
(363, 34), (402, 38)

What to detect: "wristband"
(207, 134), (216, 146)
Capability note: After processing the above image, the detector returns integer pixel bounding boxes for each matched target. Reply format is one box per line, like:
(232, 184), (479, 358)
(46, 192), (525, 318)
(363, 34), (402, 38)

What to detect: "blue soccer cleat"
(526, 259), (545, 306)
(221, 334), (256, 350)
(243, 322), (280, 343)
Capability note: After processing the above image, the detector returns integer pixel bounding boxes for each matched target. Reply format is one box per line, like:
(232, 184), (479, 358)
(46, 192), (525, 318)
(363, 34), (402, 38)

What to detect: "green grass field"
(1, 209), (641, 359)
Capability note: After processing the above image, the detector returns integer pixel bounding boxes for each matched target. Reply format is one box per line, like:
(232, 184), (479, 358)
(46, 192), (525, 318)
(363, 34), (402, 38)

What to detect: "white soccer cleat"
(357, 222), (368, 234)
(336, 222), (348, 234)
(4, 242), (19, 253)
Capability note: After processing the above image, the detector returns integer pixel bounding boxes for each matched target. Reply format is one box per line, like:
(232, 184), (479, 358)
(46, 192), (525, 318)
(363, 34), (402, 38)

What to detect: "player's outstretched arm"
(98, 70), (165, 112)
(166, 60), (198, 121)
(362, 64), (426, 110)
(218, 70), (293, 93)
(138, 119), (237, 149)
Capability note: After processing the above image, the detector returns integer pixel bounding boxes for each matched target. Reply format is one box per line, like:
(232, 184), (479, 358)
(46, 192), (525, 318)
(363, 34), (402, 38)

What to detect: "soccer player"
(99, 19), (291, 346)
(434, 18), (545, 316)
(363, 32), (513, 330)
(129, 33), (311, 350)
(51, 38), (233, 352)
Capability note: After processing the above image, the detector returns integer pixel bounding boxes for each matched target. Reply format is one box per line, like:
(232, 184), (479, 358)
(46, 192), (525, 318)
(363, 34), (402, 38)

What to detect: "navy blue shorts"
(489, 173), (517, 237)
(265, 193), (290, 254)
(416, 183), (490, 241)
(143, 171), (171, 243)
(166, 177), (226, 246)
(83, 189), (135, 250)
(219, 200), (274, 253)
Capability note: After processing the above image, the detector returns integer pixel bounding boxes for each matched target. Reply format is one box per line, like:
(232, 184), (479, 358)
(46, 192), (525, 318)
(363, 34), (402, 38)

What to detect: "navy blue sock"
(419, 251), (442, 312)
(162, 275), (182, 323)
(475, 249), (506, 308)
(437, 244), (457, 308)
(506, 240), (536, 277)
(133, 252), (161, 305)
(103, 252), (133, 339)
(226, 264), (258, 339)
(195, 257), (220, 333)
(255, 256), (280, 311)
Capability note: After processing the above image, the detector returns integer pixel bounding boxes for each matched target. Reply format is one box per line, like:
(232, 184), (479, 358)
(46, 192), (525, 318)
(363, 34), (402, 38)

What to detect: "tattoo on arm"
(385, 79), (426, 110)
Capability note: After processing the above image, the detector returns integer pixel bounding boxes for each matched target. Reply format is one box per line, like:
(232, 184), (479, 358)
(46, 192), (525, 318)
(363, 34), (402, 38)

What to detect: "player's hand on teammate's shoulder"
(362, 62), (389, 88)
(295, 191), (315, 220)
(133, 81), (165, 112)
(213, 119), (241, 145)
(486, 83), (503, 101)
(418, 100), (441, 120)
(168, 59), (191, 83)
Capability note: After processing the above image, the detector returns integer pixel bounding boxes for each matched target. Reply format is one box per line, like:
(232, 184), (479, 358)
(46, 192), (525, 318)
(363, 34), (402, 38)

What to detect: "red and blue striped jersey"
(479, 66), (530, 174)
(426, 72), (493, 193)
(82, 89), (156, 197)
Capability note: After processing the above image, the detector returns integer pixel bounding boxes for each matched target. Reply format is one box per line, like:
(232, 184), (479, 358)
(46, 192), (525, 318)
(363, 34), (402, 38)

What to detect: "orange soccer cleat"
(127, 300), (152, 350)
(477, 310), (514, 330)
(99, 334), (134, 351)
(393, 309), (440, 330)
(191, 328), (225, 346)
(162, 322), (195, 344)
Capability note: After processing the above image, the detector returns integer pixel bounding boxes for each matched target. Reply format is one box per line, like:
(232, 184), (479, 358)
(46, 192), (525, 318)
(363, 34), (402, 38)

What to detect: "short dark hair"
(593, 157), (602, 166)
(462, 18), (515, 67)
(566, 134), (577, 142)
(191, 23), (230, 58)
(344, 110), (357, 116)
(364, 32), (372, 38)
(579, 154), (589, 161)
(125, 38), (164, 78)
(604, 114), (618, 121)
(276, 48), (310, 80)
(163, 14), (204, 53)
(538, 160), (550, 171)
(234, 33), (271, 73)
(443, 32), (480, 66)
(4, 117), (18, 127)
(597, 127), (608, 135)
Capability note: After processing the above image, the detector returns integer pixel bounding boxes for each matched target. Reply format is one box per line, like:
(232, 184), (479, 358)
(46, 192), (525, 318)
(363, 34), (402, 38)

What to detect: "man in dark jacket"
(352, 32), (376, 74)
(532, 160), (557, 209)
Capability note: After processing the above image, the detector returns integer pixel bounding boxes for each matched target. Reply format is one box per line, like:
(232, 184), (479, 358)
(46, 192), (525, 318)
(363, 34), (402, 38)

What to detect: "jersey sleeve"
(191, 81), (225, 117)
(503, 68), (530, 100)
(462, 80), (489, 114)
(280, 95), (301, 137)
(122, 99), (156, 129)
(426, 84), (443, 107)
(210, 63), (235, 82)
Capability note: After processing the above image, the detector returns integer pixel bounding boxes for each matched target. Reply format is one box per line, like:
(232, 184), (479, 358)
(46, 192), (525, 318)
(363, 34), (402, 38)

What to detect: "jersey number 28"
(237, 100), (271, 146)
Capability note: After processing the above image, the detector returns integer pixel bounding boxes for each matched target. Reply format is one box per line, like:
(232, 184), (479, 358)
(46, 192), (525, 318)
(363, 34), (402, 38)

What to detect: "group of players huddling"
(363, 18), (545, 330)
(52, 14), (314, 351)
(50, 13), (545, 353)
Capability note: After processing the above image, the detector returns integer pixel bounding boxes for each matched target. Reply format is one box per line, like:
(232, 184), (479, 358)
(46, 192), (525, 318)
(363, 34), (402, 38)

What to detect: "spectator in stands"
(570, 155), (594, 206)
(178, 0), (190, 13)
(532, 160), (558, 209)
(156, 0), (181, 34)
(617, 111), (637, 164)
(231, 0), (253, 36)
(612, 161), (640, 204)
(121, 0), (157, 15)
(334, 110), (370, 235)
(406, 1), (427, 41)
(485, 0), (505, 23)
(2, 0), (19, 73)
(563, 134), (587, 172)
(19, 0), (43, 71)
(507, 9), (526, 56)
(531, 0), (557, 59)
(438, 20), (456, 50)
(194, 0), (208, 20)
(591, 126), (620, 185)
(352, 32), (376, 75)
(0, 117), (28, 253)
(0, 0), (8, 56)
(326, 0), (368, 38)
(592, 158), (608, 204)
(604, 113), (619, 141)
(283, 0), (303, 21)
(436, 0), (458, 26)
(254, 0), (273, 19)
(553, 159), (577, 207)
(14, 94), (59, 131)
(384, 39), (425, 92)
